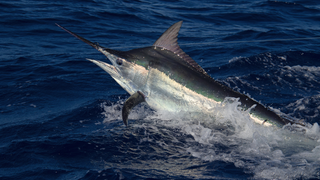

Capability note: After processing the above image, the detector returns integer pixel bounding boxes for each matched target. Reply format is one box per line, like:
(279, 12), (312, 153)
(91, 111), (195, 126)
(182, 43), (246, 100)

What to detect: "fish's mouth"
(86, 58), (121, 79)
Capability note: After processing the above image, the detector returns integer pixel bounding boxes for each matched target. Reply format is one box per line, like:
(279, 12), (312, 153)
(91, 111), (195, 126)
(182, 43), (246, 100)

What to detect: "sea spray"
(101, 98), (320, 179)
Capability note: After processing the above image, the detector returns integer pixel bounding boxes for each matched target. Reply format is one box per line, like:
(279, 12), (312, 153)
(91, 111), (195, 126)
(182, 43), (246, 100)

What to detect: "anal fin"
(122, 91), (146, 127)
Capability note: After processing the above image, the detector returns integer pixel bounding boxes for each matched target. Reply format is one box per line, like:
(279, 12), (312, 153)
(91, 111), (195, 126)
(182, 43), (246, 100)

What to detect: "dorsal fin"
(153, 21), (209, 77)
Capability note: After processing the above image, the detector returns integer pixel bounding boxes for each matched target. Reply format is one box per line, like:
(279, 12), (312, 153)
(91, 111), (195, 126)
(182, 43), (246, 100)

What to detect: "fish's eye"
(116, 58), (123, 65)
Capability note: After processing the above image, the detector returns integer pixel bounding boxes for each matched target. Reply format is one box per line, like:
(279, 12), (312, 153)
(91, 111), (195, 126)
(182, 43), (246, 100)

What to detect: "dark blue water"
(1, 0), (320, 179)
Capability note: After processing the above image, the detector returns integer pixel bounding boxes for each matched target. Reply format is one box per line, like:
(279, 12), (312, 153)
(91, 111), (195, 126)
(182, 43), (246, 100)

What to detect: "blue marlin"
(57, 21), (299, 127)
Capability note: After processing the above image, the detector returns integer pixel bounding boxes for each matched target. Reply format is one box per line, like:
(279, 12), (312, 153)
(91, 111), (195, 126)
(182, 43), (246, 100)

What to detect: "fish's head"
(56, 24), (149, 95)
(87, 48), (149, 95)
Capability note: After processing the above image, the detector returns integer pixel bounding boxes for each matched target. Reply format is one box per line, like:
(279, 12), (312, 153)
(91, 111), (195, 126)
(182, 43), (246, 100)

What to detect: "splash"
(100, 100), (152, 125)
(100, 98), (320, 179)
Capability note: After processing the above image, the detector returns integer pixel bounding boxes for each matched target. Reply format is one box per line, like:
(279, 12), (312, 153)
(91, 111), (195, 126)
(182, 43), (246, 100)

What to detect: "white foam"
(305, 123), (320, 139)
(228, 56), (243, 63)
(100, 101), (124, 124)
(100, 98), (320, 179)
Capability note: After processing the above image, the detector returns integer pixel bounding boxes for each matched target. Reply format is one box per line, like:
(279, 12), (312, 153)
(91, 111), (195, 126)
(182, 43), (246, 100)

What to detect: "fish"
(56, 21), (302, 127)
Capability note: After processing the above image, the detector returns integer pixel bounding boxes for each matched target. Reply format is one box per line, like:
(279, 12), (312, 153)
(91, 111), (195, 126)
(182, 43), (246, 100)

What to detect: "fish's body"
(57, 21), (300, 127)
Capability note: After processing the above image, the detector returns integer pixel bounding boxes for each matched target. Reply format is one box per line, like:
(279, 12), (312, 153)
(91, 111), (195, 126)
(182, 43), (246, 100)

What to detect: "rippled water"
(1, 0), (320, 179)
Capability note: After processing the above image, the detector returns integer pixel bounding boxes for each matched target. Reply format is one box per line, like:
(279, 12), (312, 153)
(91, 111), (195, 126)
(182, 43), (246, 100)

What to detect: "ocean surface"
(1, 0), (320, 179)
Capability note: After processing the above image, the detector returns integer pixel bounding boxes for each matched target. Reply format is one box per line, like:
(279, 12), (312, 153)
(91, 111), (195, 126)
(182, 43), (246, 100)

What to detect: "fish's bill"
(56, 23), (112, 57)
(56, 23), (99, 50)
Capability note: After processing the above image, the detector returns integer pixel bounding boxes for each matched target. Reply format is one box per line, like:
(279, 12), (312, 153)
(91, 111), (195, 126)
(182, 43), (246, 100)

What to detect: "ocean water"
(1, 0), (320, 179)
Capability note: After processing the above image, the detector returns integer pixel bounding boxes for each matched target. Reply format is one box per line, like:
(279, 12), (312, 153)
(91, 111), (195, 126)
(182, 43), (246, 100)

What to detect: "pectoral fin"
(122, 91), (146, 127)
